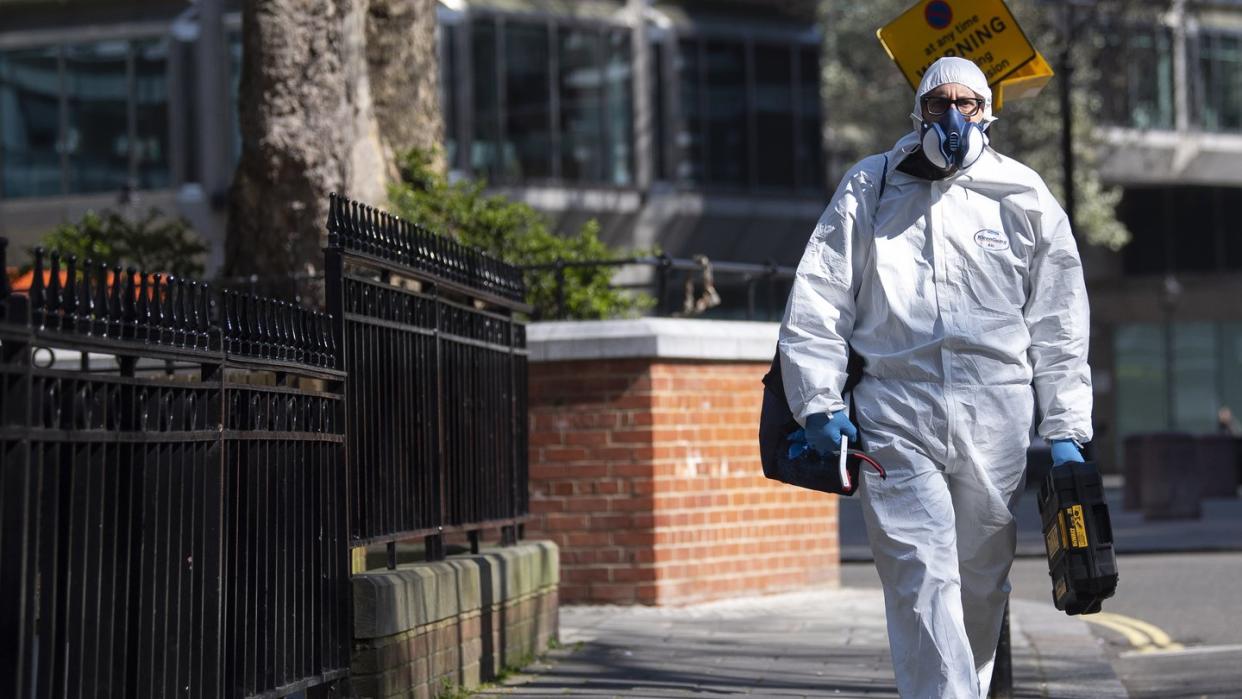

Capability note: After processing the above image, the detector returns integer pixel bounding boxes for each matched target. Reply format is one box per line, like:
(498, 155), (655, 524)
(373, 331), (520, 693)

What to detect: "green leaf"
(29, 208), (207, 277)
(389, 149), (653, 320)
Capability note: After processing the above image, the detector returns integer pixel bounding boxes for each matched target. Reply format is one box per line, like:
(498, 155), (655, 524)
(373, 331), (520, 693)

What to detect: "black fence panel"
(0, 192), (533, 693)
(324, 194), (530, 554)
(0, 242), (348, 699)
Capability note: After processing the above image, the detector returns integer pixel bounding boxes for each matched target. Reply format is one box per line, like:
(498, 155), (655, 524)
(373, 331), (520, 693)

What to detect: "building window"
(0, 47), (62, 197)
(1115, 322), (1242, 441)
(134, 40), (171, 190)
(797, 47), (824, 191)
(1097, 26), (1174, 130)
(63, 41), (131, 194)
(503, 21), (552, 180)
(439, 13), (821, 192)
(675, 38), (704, 184)
(754, 43), (794, 189)
(447, 15), (633, 186)
(227, 29), (242, 168)
(603, 30), (633, 186)
(557, 26), (603, 181)
(651, 40), (668, 181)
(703, 40), (748, 186)
(470, 19), (500, 177)
(0, 39), (171, 200)
(1118, 186), (1242, 276)
(1197, 31), (1242, 132)
(674, 37), (823, 192)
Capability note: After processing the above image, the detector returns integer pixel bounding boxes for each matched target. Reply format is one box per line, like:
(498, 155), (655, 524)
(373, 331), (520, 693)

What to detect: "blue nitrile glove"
(786, 428), (810, 459)
(1051, 439), (1084, 467)
(805, 411), (859, 456)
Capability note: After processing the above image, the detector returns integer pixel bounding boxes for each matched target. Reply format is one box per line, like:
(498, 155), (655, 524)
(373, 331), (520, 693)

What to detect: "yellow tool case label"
(1063, 505), (1089, 548)
(1044, 520), (1061, 559)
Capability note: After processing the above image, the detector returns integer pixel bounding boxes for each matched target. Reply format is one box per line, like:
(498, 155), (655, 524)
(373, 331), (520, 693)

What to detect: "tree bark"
(225, 0), (439, 294)
(367, 0), (445, 173)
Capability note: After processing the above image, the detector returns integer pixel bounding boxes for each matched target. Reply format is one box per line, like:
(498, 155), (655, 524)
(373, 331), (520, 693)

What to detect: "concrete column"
(629, 0), (653, 191)
(1171, 0), (1190, 133)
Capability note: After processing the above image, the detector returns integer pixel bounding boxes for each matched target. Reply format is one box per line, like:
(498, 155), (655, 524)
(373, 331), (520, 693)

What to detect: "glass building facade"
(1115, 321), (1242, 437)
(0, 27), (243, 202)
(439, 10), (823, 193)
(0, 39), (171, 198)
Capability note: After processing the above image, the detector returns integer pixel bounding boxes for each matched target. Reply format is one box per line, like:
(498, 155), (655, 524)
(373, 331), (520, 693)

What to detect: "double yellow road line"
(1082, 611), (1183, 653)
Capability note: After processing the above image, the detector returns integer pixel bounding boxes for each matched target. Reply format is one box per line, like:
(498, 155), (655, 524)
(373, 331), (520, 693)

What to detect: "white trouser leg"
(860, 435), (979, 699)
(949, 387), (1030, 697)
(951, 472), (1019, 698)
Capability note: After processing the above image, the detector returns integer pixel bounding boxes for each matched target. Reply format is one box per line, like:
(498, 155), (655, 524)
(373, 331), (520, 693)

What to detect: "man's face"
(920, 83), (986, 124)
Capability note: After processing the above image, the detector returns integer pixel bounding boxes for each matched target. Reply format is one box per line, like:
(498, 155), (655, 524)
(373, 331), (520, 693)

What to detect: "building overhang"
(1097, 126), (1242, 188)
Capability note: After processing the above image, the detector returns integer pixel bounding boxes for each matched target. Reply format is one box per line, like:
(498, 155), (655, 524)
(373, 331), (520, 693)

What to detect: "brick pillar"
(526, 319), (839, 606)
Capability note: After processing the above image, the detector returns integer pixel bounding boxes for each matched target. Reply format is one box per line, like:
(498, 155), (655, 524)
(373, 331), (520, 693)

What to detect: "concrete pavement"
(476, 474), (1239, 697)
(476, 587), (1127, 698)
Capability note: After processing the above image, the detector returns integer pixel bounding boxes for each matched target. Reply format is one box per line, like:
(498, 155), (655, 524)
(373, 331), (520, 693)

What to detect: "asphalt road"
(842, 551), (1242, 698)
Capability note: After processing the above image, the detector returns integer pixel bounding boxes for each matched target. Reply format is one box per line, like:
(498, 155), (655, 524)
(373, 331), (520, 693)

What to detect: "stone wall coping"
(352, 541), (559, 639)
(527, 318), (779, 363)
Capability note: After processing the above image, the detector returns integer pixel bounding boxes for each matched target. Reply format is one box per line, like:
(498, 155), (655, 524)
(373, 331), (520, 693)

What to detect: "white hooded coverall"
(779, 58), (1093, 698)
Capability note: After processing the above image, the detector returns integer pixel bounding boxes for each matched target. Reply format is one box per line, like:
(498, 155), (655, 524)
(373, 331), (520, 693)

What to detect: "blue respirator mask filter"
(920, 107), (988, 171)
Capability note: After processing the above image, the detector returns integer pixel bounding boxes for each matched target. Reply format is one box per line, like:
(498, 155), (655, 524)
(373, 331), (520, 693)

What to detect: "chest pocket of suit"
(958, 227), (1029, 318)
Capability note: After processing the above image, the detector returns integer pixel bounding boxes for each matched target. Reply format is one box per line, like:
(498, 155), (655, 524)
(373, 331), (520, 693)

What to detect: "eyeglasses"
(922, 96), (985, 117)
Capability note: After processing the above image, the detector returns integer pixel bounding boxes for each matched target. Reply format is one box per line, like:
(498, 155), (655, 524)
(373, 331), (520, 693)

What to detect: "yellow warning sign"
(1065, 505), (1089, 549)
(877, 0), (1048, 106)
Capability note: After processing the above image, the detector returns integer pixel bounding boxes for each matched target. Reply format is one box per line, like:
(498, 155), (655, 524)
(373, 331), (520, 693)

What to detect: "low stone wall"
(526, 319), (839, 606)
(350, 542), (559, 698)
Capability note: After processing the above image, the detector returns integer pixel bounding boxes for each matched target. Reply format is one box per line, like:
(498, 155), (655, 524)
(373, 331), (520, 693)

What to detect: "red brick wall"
(527, 358), (839, 606)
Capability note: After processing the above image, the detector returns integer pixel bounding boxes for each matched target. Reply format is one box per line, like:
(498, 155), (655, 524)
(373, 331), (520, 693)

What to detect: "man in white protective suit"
(778, 57), (1093, 698)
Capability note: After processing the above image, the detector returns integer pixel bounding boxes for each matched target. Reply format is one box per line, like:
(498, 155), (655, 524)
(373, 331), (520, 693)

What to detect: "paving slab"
(476, 587), (1125, 698)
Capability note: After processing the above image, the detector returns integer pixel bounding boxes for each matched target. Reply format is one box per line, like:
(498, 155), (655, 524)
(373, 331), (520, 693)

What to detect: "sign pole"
(1059, 1), (1077, 236)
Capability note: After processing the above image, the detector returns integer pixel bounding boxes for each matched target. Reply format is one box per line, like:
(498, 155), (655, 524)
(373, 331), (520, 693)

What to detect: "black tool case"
(1037, 461), (1119, 615)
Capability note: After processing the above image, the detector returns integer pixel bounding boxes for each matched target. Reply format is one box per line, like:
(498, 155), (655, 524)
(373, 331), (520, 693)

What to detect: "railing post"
(554, 260), (566, 320)
(425, 534), (445, 562)
(656, 254), (671, 316)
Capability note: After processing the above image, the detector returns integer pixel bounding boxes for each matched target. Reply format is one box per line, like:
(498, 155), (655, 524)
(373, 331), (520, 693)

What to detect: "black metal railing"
(0, 192), (535, 694)
(0, 240), (349, 698)
(325, 194), (530, 561)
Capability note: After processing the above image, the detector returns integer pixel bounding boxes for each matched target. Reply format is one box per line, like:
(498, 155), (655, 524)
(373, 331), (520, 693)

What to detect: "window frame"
(0, 22), (178, 200)
(439, 8), (825, 194)
(443, 8), (637, 189)
(668, 32), (822, 195)
(1193, 27), (1242, 133)
(1094, 22), (1176, 131)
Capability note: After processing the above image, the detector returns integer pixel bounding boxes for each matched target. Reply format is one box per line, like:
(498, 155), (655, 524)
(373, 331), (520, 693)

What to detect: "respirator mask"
(919, 106), (989, 172)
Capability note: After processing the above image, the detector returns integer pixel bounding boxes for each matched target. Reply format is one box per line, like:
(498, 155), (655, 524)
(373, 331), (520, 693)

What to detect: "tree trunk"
(224, 0), (440, 295)
(367, 0), (445, 173)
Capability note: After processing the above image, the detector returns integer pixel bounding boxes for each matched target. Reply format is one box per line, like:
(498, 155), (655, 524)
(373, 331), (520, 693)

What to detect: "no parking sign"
(877, 0), (1051, 106)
